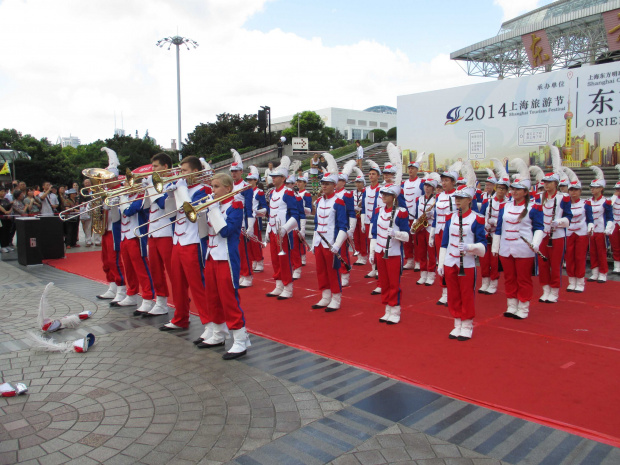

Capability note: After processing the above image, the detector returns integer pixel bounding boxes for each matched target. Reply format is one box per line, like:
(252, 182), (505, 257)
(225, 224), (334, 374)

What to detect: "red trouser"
(435, 230), (446, 288)
(248, 221), (263, 262)
(403, 220), (414, 260)
(565, 234), (588, 278)
(291, 233), (303, 270)
(376, 255), (402, 306)
(500, 255), (534, 302)
(353, 219), (368, 257)
(315, 244), (342, 294)
(239, 234), (252, 277)
(169, 243), (208, 327)
(538, 236), (565, 288)
(445, 265), (475, 319)
(204, 257), (245, 330)
(148, 236), (173, 297)
(101, 232), (125, 286)
(120, 238), (154, 299)
(415, 229), (436, 272)
(611, 224), (620, 262)
(589, 232), (609, 273)
(479, 238), (499, 279)
(269, 231), (293, 285)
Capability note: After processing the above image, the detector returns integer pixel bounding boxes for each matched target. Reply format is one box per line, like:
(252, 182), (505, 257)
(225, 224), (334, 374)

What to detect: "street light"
(156, 35), (199, 160)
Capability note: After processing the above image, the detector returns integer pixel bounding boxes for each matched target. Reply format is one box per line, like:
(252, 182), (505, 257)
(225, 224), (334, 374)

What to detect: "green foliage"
(387, 127), (397, 139)
(369, 129), (387, 142)
(282, 111), (345, 151)
(182, 113), (268, 162)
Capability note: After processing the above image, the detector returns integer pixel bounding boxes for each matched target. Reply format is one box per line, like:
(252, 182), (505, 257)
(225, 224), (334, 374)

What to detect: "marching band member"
(296, 173), (313, 266)
(536, 147), (572, 303)
(587, 166), (613, 283)
(96, 166), (126, 303)
(353, 169), (368, 266)
(265, 156), (301, 299)
(401, 152), (425, 271)
(437, 163), (486, 340)
(141, 153), (175, 317)
(230, 150), (255, 289)
(114, 170), (155, 311)
(362, 160), (382, 278)
(311, 167), (348, 312)
(286, 172), (305, 280)
(529, 166), (545, 200)
(492, 159), (544, 319)
(160, 156), (211, 331)
(476, 161), (510, 295)
(370, 159), (410, 324)
(432, 161), (461, 306)
(246, 166), (268, 273)
(197, 173), (250, 360)
(610, 172), (620, 274)
(562, 167), (592, 293)
(335, 159), (357, 287)
(414, 173), (439, 286)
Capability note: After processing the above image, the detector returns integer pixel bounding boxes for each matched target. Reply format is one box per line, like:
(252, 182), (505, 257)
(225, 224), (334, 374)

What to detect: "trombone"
(59, 197), (106, 221)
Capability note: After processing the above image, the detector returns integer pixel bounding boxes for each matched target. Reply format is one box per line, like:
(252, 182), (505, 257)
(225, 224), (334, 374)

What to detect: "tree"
(387, 127), (397, 140)
(282, 111), (344, 151)
(369, 129), (387, 142)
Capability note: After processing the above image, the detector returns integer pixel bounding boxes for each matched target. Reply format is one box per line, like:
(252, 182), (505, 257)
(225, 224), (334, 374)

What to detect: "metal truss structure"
(451, 0), (620, 78)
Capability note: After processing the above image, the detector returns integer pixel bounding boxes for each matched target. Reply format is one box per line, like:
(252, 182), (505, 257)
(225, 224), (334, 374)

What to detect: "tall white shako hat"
(246, 165), (260, 181)
(541, 145), (562, 182)
(490, 158), (510, 187)
(229, 149), (243, 171)
(298, 171), (309, 183)
(484, 168), (497, 184)
(454, 161), (476, 198)
(408, 151), (426, 169)
(590, 166), (606, 188)
(424, 172), (441, 188)
(563, 167), (581, 189)
(366, 159), (382, 175)
(353, 167), (365, 185)
(615, 164), (620, 189)
(440, 161), (462, 182)
(321, 153), (339, 183)
(339, 160), (356, 182)
(382, 162), (397, 174)
(285, 174), (296, 184)
(379, 143), (403, 196)
(286, 160), (301, 184)
(510, 158), (532, 190)
(272, 156), (291, 178)
(101, 147), (120, 177)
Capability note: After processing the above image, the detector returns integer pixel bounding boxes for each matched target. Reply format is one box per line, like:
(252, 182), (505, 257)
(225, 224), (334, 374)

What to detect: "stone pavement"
(0, 254), (618, 465)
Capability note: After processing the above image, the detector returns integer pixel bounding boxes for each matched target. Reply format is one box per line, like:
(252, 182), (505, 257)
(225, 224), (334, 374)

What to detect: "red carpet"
(46, 251), (620, 446)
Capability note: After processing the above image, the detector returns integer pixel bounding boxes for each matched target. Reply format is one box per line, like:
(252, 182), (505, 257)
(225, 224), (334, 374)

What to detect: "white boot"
(341, 273), (350, 287)
(355, 255), (367, 265)
(574, 277), (585, 293)
(97, 282), (117, 300)
(292, 268), (302, 280)
(597, 273), (607, 283)
(379, 306), (391, 323)
(414, 261), (420, 271)
(566, 276), (576, 292)
(486, 280), (498, 295)
(365, 266), (378, 278)
(504, 298), (518, 318)
(325, 293), (341, 312)
(425, 272), (436, 286)
(223, 327), (251, 360)
(449, 318), (461, 339)
(614, 261), (620, 274)
(252, 261), (257, 271)
(134, 299), (154, 315)
(588, 267), (599, 282)
(277, 283), (293, 300)
(478, 277), (490, 294)
(437, 288), (448, 306)
(403, 259), (415, 270)
(240, 275), (253, 288)
(147, 296), (169, 316)
(301, 255), (307, 266)
(267, 280), (284, 297)
(110, 285), (126, 304)
(312, 290), (331, 309)
(254, 260), (264, 272)
(371, 286), (381, 295)
(514, 301), (530, 320)
(458, 319), (473, 341)
(115, 294), (138, 307)
(195, 322), (213, 345)
(547, 287), (559, 303)
(538, 285), (551, 302)
(386, 306), (401, 324)
(200, 323), (229, 347)
(416, 271), (428, 285)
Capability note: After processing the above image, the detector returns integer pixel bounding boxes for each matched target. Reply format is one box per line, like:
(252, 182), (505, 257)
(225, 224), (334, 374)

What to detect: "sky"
(0, 0), (553, 148)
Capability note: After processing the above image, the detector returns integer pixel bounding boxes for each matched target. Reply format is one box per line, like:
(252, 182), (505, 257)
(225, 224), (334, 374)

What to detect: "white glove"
(330, 245), (340, 255)
(387, 227), (396, 238)
(282, 217), (298, 236)
(208, 205), (226, 234)
(278, 227), (286, 238)
(551, 217), (569, 228)
(360, 214), (366, 233)
(491, 234), (500, 256)
(458, 242), (466, 253)
(605, 222), (614, 235)
(333, 230), (348, 250)
(369, 239), (377, 265)
(428, 229), (435, 247)
(165, 183), (177, 193)
(255, 209), (266, 217)
(531, 229), (544, 253)
(300, 218), (307, 234)
(487, 217), (497, 227)
(354, 205), (362, 212)
(348, 229), (354, 240)
(587, 223), (594, 235)
(437, 248), (446, 277)
(246, 217), (256, 235)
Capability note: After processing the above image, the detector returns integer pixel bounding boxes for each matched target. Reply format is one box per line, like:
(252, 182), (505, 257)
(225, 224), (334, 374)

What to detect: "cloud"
(0, 0), (486, 148)
(493, 0), (542, 23)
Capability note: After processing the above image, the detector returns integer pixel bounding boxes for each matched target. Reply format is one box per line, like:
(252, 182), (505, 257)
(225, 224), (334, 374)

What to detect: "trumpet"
(276, 219), (286, 256)
(242, 228), (267, 247)
(346, 236), (359, 256)
(297, 229), (314, 253)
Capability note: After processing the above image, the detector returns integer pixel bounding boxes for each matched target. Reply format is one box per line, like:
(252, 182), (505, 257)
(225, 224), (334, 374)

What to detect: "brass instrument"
(80, 166), (178, 195)
(183, 185), (251, 222)
(61, 169), (115, 232)
(411, 206), (433, 233)
(276, 219), (286, 256)
(346, 235), (359, 256)
(242, 227), (267, 248)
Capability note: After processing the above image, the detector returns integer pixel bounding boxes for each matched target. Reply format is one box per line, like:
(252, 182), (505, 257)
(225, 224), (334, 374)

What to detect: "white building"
(57, 135), (81, 148)
(272, 106), (397, 141)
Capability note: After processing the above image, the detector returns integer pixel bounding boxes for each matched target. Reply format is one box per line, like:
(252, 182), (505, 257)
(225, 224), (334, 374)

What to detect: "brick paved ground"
(0, 254), (618, 465)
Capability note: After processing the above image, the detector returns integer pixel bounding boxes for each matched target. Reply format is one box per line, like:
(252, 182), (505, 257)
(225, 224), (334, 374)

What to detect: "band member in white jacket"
(587, 166), (614, 283)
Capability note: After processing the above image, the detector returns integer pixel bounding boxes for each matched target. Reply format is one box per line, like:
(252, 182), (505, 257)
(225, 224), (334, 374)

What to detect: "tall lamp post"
(156, 35), (198, 160)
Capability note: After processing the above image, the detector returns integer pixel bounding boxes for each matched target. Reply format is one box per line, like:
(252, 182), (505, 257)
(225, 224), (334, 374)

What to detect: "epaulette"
(284, 190), (295, 198)
(585, 200), (592, 206)
(475, 215), (485, 225)
(397, 208), (408, 219)
(532, 204), (542, 211)
(605, 199), (612, 205)
(256, 191), (265, 197)
(374, 207), (381, 214)
(344, 191), (353, 198)
(304, 192), (312, 198)
(232, 200), (243, 209)
(335, 198), (346, 206)
(446, 213), (453, 221)
(562, 194), (571, 202)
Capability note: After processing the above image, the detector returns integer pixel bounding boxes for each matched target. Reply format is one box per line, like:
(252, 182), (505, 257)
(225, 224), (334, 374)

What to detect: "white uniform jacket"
(440, 210), (487, 267)
(433, 189), (457, 234)
(371, 206), (410, 257)
(494, 201), (544, 258)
